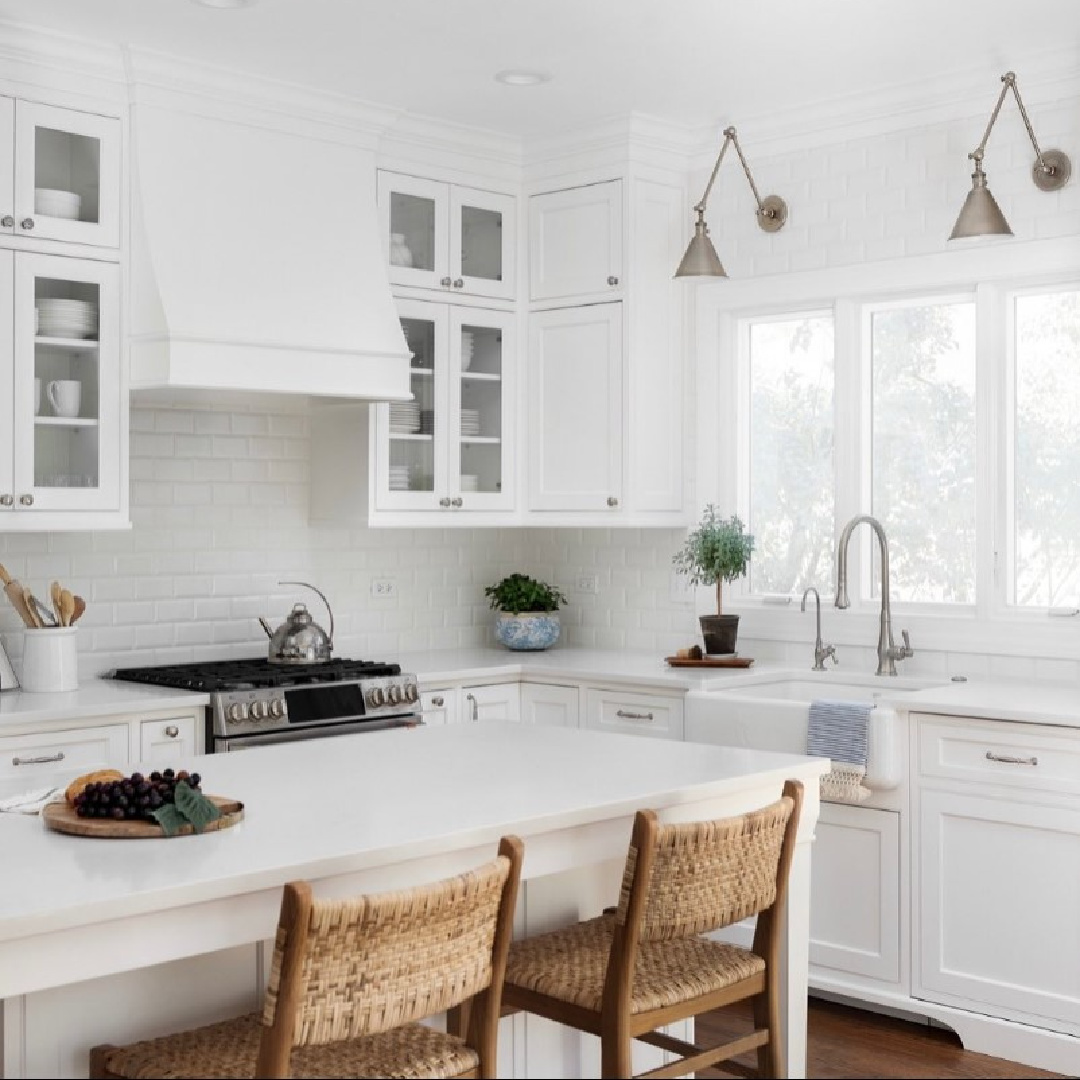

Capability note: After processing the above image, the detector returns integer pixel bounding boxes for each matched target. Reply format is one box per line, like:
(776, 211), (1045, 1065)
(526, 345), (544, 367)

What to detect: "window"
(869, 299), (977, 604)
(746, 314), (835, 596)
(1012, 288), (1080, 608)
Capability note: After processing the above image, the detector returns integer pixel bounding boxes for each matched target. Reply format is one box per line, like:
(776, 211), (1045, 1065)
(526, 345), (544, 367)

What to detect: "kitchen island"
(0, 722), (826, 1079)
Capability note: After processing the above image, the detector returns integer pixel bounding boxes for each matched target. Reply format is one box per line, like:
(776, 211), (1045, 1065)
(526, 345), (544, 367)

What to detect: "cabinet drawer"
(421, 689), (455, 726)
(585, 688), (684, 740)
(139, 715), (199, 763)
(461, 683), (521, 723)
(916, 714), (1080, 795)
(0, 724), (128, 797)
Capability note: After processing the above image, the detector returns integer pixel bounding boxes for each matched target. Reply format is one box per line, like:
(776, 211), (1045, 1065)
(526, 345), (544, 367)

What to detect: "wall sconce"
(950, 71), (1071, 240)
(675, 126), (788, 278)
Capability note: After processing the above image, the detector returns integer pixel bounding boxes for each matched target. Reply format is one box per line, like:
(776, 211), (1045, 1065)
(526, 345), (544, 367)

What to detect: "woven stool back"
(263, 854), (513, 1045)
(616, 795), (795, 942)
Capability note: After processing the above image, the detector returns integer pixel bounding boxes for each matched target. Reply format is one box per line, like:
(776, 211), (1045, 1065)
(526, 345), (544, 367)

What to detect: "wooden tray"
(42, 796), (244, 839)
(664, 656), (754, 668)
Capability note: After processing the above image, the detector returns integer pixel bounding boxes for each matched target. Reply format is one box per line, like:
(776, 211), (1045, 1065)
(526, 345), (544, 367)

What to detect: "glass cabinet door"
(13, 100), (121, 248)
(378, 172), (450, 292)
(12, 253), (120, 511)
(450, 186), (516, 300)
(375, 299), (448, 510)
(0, 97), (14, 240)
(0, 252), (13, 507)
(450, 307), (514, 510)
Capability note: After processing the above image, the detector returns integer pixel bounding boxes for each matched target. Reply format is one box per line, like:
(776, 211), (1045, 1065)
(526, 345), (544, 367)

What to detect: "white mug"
(47, 379), (81, 418)
(34, 377), (41, 416)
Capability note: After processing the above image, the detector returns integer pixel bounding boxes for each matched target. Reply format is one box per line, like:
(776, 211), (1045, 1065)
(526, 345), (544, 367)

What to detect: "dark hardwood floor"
(695, 998), (1065, 1079)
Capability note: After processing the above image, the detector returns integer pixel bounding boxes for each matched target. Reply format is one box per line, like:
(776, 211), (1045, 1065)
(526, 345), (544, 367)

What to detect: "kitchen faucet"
(800, 587), (837, 671)
(835, 514), (914, 676)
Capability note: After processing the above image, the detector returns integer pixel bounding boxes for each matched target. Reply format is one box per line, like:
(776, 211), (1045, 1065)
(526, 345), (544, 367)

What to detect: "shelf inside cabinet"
(460, 371), (501, 383)
(389, 432), (433, 442)
(35, 417), (99, 428)
(409, 367), (434, 377)
(460, 436), (501, 444)
(35, 336), (99, 351)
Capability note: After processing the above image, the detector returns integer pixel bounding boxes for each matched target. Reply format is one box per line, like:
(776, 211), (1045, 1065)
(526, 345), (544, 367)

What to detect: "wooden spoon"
(51, 581), (63, 626)
(0, 564), (36, 628)
(22, 586), (41, 628)
(59, 589), (76, 629)
(70, 595), (87, 625)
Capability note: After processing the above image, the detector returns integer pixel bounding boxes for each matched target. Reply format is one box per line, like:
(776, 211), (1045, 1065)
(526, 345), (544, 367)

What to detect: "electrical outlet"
(370, 577), (398, 599)
(574, 573), (600, 595)
(670, 571), (695, 605)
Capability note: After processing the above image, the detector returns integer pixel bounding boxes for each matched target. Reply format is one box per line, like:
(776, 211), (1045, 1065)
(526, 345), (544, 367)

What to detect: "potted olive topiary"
(672, 506), (755, 655)
(485, 573), (567, 651)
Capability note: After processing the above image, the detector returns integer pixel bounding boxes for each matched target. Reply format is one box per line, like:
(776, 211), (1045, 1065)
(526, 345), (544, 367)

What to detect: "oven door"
(215, 716), (421, 752)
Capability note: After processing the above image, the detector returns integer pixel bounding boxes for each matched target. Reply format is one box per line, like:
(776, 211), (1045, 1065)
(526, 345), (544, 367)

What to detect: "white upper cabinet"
(379, 171), (515, 301)
(528, 179), (623, 304)
(8, 99), (121, 250)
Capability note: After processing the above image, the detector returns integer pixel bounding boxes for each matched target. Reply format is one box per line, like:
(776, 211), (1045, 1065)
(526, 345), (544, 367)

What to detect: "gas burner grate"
(110, 657), (401, 693)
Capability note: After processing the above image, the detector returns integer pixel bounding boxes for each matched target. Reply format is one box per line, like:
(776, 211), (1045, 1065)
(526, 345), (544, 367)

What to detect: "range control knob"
(387, 684), (402, 705)
(367, 686), (386, 708)
(250, 700), (269, 720)
(404, 683), (419, 704)
(268, 698), (285, 718)
(227, 702), (248, 722)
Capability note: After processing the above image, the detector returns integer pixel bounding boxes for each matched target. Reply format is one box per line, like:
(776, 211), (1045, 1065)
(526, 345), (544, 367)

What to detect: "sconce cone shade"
(949, 168), (1013, 240)
(674, 216), (727, 278)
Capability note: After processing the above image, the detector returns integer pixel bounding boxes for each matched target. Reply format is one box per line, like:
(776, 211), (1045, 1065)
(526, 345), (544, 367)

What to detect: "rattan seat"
(91, 836), (523, 1080)
(506, 913), (765, 1015)
(502, 781), (804, 1079)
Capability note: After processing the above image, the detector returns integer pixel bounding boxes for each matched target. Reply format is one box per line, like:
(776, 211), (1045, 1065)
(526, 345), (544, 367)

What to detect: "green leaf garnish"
(173, 780), (222, 834)
(151, 804), (186, 838)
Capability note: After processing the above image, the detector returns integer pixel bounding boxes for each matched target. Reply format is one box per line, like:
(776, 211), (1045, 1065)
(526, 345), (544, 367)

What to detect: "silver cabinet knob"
(0, 494), (11, 507)
(164, 724), (179, 739)
(451, 497), (463, 507)
(440, 276), (452, 287)
(19, 217), (34, 231)
(439, 497), (451, 507)
(431, 695), (445, 708)
(607, 275), (619, 286)
(19, 494), (33, 506)
(453, 278), (464, 289)
(606, 496), (619, 507)
(0, 215), (12, 228)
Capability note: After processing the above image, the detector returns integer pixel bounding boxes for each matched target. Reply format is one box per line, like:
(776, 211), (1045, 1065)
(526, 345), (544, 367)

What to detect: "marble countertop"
(0, 681), (210, 732)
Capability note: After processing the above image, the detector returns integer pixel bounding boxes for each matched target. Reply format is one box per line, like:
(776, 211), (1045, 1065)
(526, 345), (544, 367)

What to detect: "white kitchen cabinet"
(421, 688), (456, 726)
(378, 171), (515, 301)
(520, 682), (579, 727)
(0, 722), (128, 799)
(3, 98), (122, 250)
(584, 687), (684, 741)
(528, 303), (623, 512)
(461, 683), (521, 723)
(0, 250), (123, 526)
(138, 715), (199, 764)
(528, 180), (622, 304)
(373, 298), (515, 517)
(810, 803), (900, 984)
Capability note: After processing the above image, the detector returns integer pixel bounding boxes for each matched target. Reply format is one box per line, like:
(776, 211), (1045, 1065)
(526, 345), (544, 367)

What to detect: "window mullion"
(976, 281), (1004, 619)
(833, 297), (863, 600)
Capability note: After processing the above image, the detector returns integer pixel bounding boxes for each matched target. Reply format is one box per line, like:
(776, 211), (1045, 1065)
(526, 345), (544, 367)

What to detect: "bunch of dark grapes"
(73, 768), (202, 822)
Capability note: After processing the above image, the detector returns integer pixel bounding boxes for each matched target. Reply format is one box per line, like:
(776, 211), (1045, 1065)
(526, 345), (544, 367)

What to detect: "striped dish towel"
(807, 699), (873, 803)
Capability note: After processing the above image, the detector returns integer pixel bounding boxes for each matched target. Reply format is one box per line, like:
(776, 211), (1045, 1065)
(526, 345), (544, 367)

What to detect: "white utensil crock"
(21, 628), (78, 692)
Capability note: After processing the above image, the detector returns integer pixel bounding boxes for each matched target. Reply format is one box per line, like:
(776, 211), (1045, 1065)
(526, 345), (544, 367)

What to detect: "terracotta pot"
(699, 614), (740, 655)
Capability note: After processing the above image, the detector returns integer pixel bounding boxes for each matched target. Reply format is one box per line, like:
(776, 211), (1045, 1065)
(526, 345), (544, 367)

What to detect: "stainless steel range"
(110, 658), (421, 752)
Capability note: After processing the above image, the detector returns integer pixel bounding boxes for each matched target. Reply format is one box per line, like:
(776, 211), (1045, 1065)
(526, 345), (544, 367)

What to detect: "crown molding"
(378, 112), (523, 183)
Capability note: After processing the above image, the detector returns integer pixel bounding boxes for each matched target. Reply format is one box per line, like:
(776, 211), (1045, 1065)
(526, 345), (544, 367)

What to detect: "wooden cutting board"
(42, 796), (244, 839)
(664, 656), (755, 668)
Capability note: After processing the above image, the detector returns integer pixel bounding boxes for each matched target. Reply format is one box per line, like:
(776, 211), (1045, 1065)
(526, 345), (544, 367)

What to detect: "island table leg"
(778, 834), (813, 1079)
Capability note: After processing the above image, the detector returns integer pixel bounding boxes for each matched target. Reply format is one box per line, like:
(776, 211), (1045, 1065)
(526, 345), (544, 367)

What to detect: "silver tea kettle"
(259, 581), (335, 665)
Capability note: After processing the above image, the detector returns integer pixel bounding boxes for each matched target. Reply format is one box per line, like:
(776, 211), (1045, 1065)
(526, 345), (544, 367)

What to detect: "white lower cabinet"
(421, 688), (456, 726)
(584, 687), (683, 740)
(520, 682), (579, 727)
(138, 715), (199, 764)
(810, 803), (900, 983)
(461, 682), (521, 723)
(0, 723), (128, 798)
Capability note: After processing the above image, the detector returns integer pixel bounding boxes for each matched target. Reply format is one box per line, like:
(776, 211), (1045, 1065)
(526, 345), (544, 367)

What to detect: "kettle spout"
(258, 617), (274, 639)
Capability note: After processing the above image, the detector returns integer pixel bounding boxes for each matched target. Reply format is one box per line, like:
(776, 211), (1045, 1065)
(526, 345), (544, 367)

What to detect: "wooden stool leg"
(600, 1016), (633, 1079)
(752, 983), (783, 1078)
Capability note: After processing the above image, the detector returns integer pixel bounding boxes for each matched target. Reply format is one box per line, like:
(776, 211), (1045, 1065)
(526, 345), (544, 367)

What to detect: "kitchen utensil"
(0, 563), (36, 629)
(22, 586), (41, 628)
(26, 589), (58, 628)
(258, 581), (335, 664)
(70, 594), (86, 624)
(60, 589), (75, 628)
(46, 380), (81, 418)
(50, 581), (62, 625)
(43, 796), (244, 838)
(20, 626), (78, 691)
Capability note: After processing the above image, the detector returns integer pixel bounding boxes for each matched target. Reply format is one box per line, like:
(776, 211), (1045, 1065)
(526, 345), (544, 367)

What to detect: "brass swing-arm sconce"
(950, 71), (1072, 240)
(675, 125), (788, 278)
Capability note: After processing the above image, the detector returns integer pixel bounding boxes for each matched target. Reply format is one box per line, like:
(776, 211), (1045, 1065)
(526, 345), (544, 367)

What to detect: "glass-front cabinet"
(1, 99), (122, 249)
(374, 299), (513, 514)
(378, 172), (515, 301)
(0, 251), (121, 516)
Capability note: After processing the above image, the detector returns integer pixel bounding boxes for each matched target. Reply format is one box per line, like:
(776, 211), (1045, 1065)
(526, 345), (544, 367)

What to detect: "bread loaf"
(65, 769), (124, 806)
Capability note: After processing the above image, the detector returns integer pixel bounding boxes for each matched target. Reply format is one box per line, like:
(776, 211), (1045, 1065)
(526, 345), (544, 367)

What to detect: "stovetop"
(111, 657), (402, 693)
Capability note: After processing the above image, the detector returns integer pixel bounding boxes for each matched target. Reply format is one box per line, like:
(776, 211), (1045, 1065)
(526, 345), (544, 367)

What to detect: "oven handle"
(217, 716), (421, 751)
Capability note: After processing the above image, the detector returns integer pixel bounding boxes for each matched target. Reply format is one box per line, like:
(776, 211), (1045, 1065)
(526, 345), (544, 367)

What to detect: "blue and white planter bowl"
(494, 612), (561, 651)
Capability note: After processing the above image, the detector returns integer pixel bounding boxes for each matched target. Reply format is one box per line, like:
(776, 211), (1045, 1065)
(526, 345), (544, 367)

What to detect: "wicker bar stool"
(89, 836), (523, 1080)
(502, 780), (803, 1079)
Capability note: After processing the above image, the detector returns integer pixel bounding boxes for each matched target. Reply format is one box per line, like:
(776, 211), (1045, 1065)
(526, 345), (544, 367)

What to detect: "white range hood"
(128, 95), (411, 401)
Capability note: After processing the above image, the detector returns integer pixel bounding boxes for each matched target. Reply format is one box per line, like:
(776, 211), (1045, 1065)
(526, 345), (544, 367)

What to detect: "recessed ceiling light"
(494, 70), (551, 87)
(190, 0), (258, 9)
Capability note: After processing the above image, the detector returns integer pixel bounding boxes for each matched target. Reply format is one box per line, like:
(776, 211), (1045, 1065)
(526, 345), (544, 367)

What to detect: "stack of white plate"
(419, 409), (435, 434)
(461, 330), (475, 372)
(389, 401), (421, 434)
(460, 408), (481, 438)
(36, 298), (98, 339)
(35, 187), (82, 220)
(460, 474), (480, 492)
(389, 465), (411, 491)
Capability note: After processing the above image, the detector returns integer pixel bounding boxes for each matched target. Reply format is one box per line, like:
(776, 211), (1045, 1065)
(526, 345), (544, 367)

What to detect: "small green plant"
(672, 506), (754, 615)
(485, 573), (567, 614)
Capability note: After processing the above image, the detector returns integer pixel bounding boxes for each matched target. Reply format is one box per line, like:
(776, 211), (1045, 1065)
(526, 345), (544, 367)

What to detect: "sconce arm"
(969, 72), (1053, 176)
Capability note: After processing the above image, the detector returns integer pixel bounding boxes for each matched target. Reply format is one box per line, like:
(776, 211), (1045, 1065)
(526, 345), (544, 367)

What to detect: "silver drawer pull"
(616, 709), (654, 722)
(430, 696), (445, 708)
(165, 725), (179, 739)
(13, 752), (65, 766)
(466, 692), (478, 722)
(985, 750), (1038, 767)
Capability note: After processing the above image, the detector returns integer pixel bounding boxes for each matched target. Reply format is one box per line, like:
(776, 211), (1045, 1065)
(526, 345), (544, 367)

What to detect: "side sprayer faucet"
(800, 587), (837, 671)
(835, 514), (914, 676)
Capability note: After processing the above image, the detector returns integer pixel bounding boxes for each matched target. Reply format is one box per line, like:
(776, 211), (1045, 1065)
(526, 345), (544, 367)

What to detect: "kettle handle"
(278, 581), (334, 650)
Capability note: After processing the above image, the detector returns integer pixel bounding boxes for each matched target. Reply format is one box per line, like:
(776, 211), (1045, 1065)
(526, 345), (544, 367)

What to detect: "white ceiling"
(2, 0), (1078, 136)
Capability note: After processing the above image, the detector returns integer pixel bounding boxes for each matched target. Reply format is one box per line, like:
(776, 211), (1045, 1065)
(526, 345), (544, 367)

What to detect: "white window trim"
(702, 235), (1080, 661)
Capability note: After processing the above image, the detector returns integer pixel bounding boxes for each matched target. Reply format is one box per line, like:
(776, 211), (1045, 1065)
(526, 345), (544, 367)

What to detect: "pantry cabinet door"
(0, 250), (13, 508)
